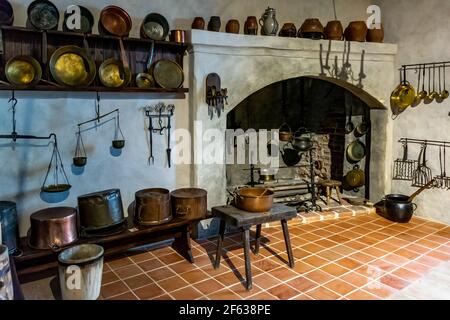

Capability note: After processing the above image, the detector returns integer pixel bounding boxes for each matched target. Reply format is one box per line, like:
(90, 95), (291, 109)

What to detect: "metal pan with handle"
(346, 139), (366, 163)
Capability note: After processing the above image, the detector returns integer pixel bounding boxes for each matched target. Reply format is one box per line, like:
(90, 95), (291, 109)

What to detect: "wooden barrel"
(170, 188), (207, 220)
(134, 188), (171, 225)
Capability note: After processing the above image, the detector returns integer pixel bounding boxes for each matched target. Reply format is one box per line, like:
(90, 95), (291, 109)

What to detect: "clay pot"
(299, 18), (325, 39)
(207, 16), (221, 32)
(344, 21), (368, 42)
(226, 19), (240, 34)
(366, 24), (384, 42)
(244, 16), (258, 35)
(279, 23), (297, 37)
(324, 20), (343, 40)
(192, 17), (205, 30)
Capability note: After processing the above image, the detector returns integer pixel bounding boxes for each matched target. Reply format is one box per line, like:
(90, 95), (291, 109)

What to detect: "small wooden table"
(212, 204), (297, 290)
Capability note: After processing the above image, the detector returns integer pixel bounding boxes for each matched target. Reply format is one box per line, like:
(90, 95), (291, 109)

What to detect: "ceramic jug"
(259, 7), (278, 36)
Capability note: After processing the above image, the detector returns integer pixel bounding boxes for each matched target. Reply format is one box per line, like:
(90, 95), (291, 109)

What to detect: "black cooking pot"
(293, 128), (313, 151)
(280, 143), (302, 166)
(376, 194), (417, 223)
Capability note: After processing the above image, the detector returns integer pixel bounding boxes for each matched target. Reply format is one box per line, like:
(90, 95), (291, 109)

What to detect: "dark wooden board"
(212, 204), (297, 227)
(0, 26), (188, 95)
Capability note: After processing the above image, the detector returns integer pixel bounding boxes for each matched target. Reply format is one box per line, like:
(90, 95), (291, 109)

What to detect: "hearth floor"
(98, 213), (450, 300)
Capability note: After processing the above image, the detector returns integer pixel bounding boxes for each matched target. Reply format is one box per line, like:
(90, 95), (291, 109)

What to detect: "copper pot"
(244, 16), (258, 35)
(324, 20), (343, 40)
(78, 189), (125, 232)
(169, 30), (185, 43)
(170, 188), (207, 220)
(28, 207), (78, 251)
(135, 188), (171, 226)
(279, 23), (297, 37)
(226, 19), (240, 34)
(344, 21), (368, 42)
(235, 188), (274, 212)
(299, 18), (325, 39)
(99, 5), (132, 37)
(192, 17), (205, 30)
(366, 24), (384, 42)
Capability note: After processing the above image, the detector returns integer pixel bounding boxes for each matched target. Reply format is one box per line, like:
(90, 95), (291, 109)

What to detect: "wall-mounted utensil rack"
(144, 102), (175, 167)
(0, 26), (188, 97)
(394, 137), (450, 190)
(398, 138), (450, 148)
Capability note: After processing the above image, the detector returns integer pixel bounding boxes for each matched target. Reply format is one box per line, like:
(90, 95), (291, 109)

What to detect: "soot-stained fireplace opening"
(226, 76), (372, 200)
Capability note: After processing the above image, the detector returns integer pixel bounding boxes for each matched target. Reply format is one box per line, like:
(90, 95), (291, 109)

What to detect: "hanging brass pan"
(5, 55), (42, 87)
(49, 45), (96, 87)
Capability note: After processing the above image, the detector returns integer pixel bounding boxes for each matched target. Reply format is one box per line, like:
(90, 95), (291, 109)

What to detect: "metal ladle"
(413, 65), (423, 105)
(417, 64), (428, 100)
(440, 64), (449, 100)
(428, 64), (439, 101)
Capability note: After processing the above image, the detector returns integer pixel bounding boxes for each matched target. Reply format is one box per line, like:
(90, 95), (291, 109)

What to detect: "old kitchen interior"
(0, 0), (450, 302)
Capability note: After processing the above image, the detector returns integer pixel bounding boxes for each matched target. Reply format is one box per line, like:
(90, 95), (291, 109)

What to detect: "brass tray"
(49, 46), (96, 87)
(152, 59), (183, 89)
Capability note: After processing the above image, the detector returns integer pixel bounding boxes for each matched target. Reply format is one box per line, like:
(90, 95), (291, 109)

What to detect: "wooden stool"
(319, 179), (343, 206)
(212, 204), (297, 290)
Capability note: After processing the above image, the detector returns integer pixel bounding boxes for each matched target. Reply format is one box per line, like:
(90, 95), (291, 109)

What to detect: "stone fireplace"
(186, 30), (398, 237)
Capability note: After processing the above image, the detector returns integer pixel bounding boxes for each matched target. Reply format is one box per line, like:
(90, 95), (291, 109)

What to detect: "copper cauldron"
(135, 188), (171, 225)
(28, 207), (78, 251)
(170, 188), (207, 220)
(235, 188), (274, 212)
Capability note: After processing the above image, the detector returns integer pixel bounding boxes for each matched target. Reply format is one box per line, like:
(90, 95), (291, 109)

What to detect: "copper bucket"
(27, 207), (78, 251)
(170, 188), (207, 220)
(134, 188), (171, 225)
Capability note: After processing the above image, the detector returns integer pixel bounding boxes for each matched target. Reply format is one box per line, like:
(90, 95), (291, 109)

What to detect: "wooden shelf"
(0, 26), (189, 97)
(0, 85), (189, 94)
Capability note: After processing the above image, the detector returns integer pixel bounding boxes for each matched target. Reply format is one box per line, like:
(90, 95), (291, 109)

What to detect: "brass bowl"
(99, 5), (132, 37)
(5, 55), (42, 87)
(112, 140), (125, 149)
(73, 157), (87, 167)
(49, 46), (96, 87)
(136, 73), (154, 89)
(99, 58), (131, 88)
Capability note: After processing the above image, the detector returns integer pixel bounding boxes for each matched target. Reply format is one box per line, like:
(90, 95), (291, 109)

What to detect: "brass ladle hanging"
(73, 127), (87, 167)
(417, 64), (428, 100)
(412, 65), (423, 106)
(428, 64), (439, 101)
(440, 64), (449, 100)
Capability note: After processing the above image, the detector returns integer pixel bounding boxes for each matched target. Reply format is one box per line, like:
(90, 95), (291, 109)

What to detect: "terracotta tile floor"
(101, 213), (450, 300)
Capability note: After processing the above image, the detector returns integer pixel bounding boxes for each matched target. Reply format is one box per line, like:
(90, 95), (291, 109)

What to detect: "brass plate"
(152, 59), (183, 89)
(5, 56), (42, 87)
(99, 58), (131, 88)
(54, 53), (88, 85)
(50, 46), (96, 87)
(143, 21), (164, 40)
